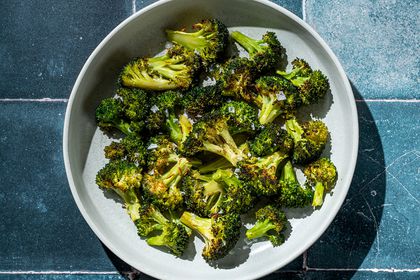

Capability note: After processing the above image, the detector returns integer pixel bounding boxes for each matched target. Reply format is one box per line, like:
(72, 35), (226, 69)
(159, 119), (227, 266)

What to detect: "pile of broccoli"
(94, 19), (337, 261)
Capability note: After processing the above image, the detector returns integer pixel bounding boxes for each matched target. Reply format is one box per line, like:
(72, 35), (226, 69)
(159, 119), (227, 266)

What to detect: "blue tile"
(0, 102), (118, 271)
(305, 271), (420, 280)
(0, 1), (132, 99)
(307, 100), (420, 269)
(305, 0), (420, 99)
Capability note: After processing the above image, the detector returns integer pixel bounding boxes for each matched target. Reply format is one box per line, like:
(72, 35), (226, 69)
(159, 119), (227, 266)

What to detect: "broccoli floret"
(146, 135), (179, 174)
(182, 111), (248, 166)
(166, 19), (229, 65)
(277, 161), (313, 208)
(104, 134), (147, 167)
(142, 157), (191, 210)
(238, 151), (288, 196)
(230, 31), (285, 73)
(120, 45), (201, 91)
(198, 157), (233, 174)
(181, 85), (224, 118)
(96, 160), (142, 221)
(219, 101), (260, 135)
(304, 158), (337, 207)
(218, 57), (257, 102)
(246, 205), (287, 246)
(180, 211), (241, 261)
(136, 205), (189, 256)
(95, 98), (143, 136)
(250, 123), (294, 157)
(254, 76), (301, 125)
(116, 87), (149, 123)
(146, 90), (181, 131)
(285, 118), (329, 164)
(277, 58), (330, 105)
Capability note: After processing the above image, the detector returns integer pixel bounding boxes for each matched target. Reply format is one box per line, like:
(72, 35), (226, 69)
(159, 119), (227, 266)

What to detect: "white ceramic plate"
(63, 0), (359, 279)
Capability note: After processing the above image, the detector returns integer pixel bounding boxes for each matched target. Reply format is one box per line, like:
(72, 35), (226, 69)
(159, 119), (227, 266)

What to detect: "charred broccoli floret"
(277, 161), (313, 208)
(253, 76), (301, 125)
(238, 151), (288, 196)
(182, 111), (248, 166)
(180, 212), (241, 261)
(181, 85), (224, 118)
(166, 19), (229, 65)
(116, 87), (149, 123)
(146, 90), (180, 131)
(142, 157), (191, 210)
(95, 98), (143, 136)
(246, 205), (287, 246)
(120, 45), (201, 91)
(277, 58), (330, 105)
(230, 31), (285, 73)
(250, 123), (294, 157)
(304, 158), (337, 207)
(96, 160), (142, 221)
(146, 135), (179, 174)
(219, 101), (260, 135)
(104, 134), (147, 167)
(136, 205), (190, 256)
(218, 57), (257, 102)
(285, 118), (329, 164)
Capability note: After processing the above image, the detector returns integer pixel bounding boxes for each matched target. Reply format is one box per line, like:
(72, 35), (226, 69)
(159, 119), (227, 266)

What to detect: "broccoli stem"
(258, 95), (281, 125)
(180, 212), (212, 240)
(281, 161), (297, 182)
(312, 182), (325, 207)
(166, 114), (182, 144)
(199, 157), (233, 173)
(246, 219), (276, 240)
(162, 158), (190, 188)
(258, 151), (287, 171)
(276, 69), (309, 87)
(285, 119), (304, 142)
(166, 30), (207, 49)
(230, 31), (261, 55)
(112, 188), (141, 221)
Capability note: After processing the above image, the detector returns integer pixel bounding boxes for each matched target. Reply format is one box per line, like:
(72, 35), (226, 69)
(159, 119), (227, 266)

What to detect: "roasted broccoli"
(238, 151), (288, 196)
(277, 161), (313, 208)
(182, 111), (248, 166)
(304, 158), (337, 207)
(285, 118), (329, 164)
(198, 157), (233, 174)
(246, 205), (287, 246)
(104, 134), (147, 167)
(136, 204), (190, 256)
(142, 157), (191, 210)
(230, 31), (285, 73)
(253, 76), (301, 125)
(96, 160), (142, 221)
(95, 98), (143, 136)
(120, 45), (201, 91)
(181, 84), (224, 118)
(250, 123), (294, 157)
(219, 101), (260, 135)
(277, 58), (329, 105)
(180, 211), (241, 261)
(166, 19), (229, 65)
(146, 90), (181, 131)
(218, 57), (257, 102)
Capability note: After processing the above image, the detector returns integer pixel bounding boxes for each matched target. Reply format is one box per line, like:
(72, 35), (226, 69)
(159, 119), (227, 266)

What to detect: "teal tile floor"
(0, 0), (418, 279)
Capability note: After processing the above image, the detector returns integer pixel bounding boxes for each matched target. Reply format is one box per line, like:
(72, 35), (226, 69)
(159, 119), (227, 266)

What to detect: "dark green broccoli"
(246, 205), (287, 246)
(181, 85), (224, 118)
(250, 123), (294, 157)
(198, 157), (233, 174)
(96, 160), (142, 221)
(142, 157), (191, 210)
(253, 76), (301, 125)
(230, 31), (285, 73)
(146, 135), (179, 174)
(238, 151), (288, 196)
(218, 57), (257, 102)
(277, 58), (330, 105)
(180, 211), (241, 261)
(95, 98), (143, 136)
(219, 101), (260, 135)
(104, 134), (147, 167)
(116, 87), (149, 123)
(166, 19), (229, 65)
(120, 45), (201, 91)
(277, 161), (313, 208)
(182, 111), (248, 166)
(304, 158), (337, 207)
(136, 205), (189, 256)
(285, 118), (329, 164)
(146, 90), (181, 131)
(182, 169), (253, 217)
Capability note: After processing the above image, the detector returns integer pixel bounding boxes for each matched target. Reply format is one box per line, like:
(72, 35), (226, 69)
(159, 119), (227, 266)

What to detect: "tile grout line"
(303, 250), (308, 271)
(0, 98), (68, 102)
(355, 99), (420, 103)
(132, 0), (136, 14)
(302, 0), (307, 21)
(307, 268), (420, 273)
